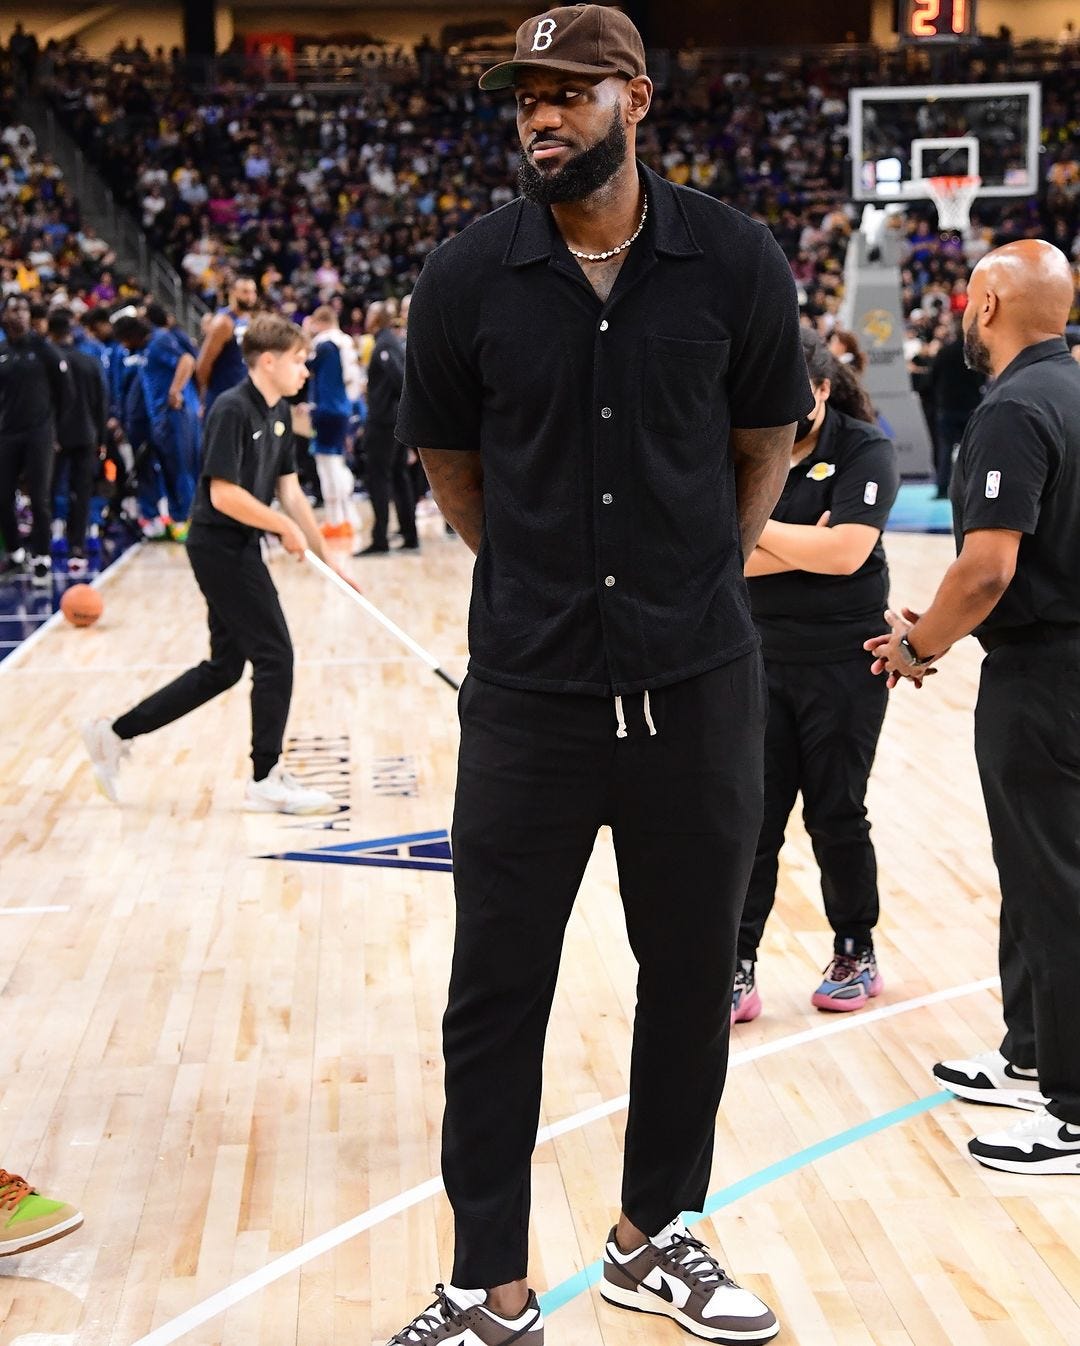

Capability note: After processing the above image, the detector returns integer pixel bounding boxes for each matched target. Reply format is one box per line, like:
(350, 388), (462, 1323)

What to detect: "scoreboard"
(900, 0), (977, 42)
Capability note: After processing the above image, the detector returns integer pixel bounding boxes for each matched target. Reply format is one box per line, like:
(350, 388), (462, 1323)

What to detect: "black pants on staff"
(739, 656), (888, 962)
(364, 422), (416, 548)
(112, 530), (293, 780)
(54, 442), (97, 550)
(0, 432), (53, 556)
(443, 654), (766, 1288)
(974, 633), (1080, 1126)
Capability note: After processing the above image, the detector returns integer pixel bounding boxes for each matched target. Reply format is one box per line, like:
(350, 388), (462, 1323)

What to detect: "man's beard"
(518, 107), (627, 205)
(963, 323), (992, 376)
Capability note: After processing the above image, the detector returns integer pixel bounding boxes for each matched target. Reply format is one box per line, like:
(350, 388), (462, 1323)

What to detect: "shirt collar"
(792, 404), (838, 472)
(503, 161), (703, 268)
(995, 337), (1070, 385)
(243, 377), (272, 415)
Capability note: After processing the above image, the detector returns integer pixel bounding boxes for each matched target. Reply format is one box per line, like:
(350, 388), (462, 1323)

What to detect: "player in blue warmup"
(196, 276), (258, 417)
(113, 315), (200, 540)
(303, 306), (363, 539)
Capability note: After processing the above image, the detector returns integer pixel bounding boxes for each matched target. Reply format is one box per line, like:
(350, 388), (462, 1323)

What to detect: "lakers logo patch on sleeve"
(985, 470), (1001, 499)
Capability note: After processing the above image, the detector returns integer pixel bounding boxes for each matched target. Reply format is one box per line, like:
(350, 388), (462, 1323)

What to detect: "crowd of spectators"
(8, 29), (1080, 347)
(0, 61), (144, 320)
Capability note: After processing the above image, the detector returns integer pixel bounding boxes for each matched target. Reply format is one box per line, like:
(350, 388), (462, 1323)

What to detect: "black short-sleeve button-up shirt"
(397, 163), (813, 695)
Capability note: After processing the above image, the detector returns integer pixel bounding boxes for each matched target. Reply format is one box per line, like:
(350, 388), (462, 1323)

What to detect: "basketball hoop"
(925, 175), (981, 232)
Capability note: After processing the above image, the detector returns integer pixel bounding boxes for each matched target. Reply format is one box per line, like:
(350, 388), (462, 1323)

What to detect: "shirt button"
(599, 319), (609, 332)
(600, 406), (613, 419)
(602, 492), (613, 504)
(604, 575), (616, 587)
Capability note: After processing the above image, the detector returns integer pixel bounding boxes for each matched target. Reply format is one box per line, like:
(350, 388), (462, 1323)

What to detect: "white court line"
(0, 613), (50, 622)
(127, 974), (1000, 1346)
(0, 544), (143, 675)
(0, 905), (71, 915)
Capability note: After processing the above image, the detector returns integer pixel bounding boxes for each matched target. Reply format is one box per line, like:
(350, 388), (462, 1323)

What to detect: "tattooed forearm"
(418, 448), (485, 555)
(730, 424), (797, 561)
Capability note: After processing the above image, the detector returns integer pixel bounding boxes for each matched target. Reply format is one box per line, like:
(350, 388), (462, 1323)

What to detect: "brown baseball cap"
(478, 4), (647, 93)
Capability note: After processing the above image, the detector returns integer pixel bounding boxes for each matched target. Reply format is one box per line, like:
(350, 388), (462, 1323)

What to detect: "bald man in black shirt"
(868, 239), (1080, 1175)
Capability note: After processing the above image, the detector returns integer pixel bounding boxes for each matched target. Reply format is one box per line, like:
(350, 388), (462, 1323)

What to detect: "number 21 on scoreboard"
(905, 0), (973, 40)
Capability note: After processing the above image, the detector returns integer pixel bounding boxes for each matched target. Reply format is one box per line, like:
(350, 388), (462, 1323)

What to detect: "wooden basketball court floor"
(1, 521), (1079, 1346)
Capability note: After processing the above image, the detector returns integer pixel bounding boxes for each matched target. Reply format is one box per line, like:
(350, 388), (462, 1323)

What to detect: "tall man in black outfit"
(0, 294), (72, 583)
(81, 316), (356, 815)
(868, 239), (1080, 1176)
(47, 309), (107, 574)
(354, 301), (417, 555)
(928, 316), (984, 498)
(385, 8), (812, 1345)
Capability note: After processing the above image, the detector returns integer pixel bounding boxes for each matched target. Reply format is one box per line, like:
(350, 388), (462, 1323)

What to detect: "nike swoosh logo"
(1003, 1064), (1039, 1082)
(649, 1278), (676, 1304)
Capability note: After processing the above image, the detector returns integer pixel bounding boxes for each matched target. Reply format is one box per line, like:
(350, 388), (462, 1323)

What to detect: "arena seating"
(13, 35), (1080, 340)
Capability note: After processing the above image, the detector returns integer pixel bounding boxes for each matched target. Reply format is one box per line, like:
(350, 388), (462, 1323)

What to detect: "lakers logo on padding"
(862, 309), (893, 348)
(806, 462), (836, 481)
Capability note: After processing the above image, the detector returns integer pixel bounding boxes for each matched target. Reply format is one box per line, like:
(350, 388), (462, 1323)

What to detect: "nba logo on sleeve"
(985, 470), (1001, 499)
(863, 481), (878, 505)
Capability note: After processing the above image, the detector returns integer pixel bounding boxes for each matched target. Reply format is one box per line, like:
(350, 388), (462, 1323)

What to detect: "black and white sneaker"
(601, 1218), (779, 1342)
(969, 1107), (1080, 1174)
(0, 548), (26, 577)
(383, 1283), (544, 1344)
(932, 1049), (1047, 1111)
(30, 554), (51, 586)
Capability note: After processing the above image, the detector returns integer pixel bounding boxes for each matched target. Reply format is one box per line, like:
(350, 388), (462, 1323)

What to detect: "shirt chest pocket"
(643, 335), (730, 438)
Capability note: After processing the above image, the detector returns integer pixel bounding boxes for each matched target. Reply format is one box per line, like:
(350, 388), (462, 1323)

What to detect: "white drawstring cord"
(615, 693), (659, 738)
(643, 689), (657, 737)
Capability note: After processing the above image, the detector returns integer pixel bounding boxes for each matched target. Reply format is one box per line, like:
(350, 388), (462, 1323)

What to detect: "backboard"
(850, 82), (1040, 204)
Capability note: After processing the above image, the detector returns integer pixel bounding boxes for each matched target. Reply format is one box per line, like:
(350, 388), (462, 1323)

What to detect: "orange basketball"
(60, 584), (104, 628)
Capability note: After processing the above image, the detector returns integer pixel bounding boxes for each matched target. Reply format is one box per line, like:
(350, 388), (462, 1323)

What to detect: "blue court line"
(539, 1091), (950, 1316)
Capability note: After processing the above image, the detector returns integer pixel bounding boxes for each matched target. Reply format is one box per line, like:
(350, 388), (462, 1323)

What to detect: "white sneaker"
(244, 764), (338, 815)
(969, 1107), (1080, 1174)
(932, 1049), (1048, 1111)
(80, 718), (129, 802)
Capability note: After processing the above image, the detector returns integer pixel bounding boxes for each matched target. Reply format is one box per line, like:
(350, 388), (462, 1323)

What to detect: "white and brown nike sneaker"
(600, 1218), (779, 1343)
(384, 1283), (543, 1345)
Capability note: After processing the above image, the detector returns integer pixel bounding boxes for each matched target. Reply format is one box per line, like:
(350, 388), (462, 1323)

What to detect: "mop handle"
(304, 550), (461, 690)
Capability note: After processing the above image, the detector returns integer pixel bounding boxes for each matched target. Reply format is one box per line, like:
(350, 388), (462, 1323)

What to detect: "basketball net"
(925, 175), (981, 232)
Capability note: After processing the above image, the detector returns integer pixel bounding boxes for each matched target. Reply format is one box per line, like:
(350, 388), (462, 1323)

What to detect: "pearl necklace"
(568, 196), (648, 262)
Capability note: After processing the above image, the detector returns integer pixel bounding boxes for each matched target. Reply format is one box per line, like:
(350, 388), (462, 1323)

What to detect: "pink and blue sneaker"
(811, 939), (883, 1012)
(731, 960), (762, 1025)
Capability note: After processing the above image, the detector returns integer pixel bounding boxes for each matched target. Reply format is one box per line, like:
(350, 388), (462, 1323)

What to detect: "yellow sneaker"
(167, 521), (190, 543)
(0, 1170), (83, 1255)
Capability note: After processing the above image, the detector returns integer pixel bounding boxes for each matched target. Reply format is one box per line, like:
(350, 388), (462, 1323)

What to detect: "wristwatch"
(899, 635), (935, 668)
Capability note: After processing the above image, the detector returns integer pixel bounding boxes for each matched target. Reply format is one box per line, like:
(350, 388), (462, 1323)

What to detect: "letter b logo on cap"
(531, 17), (557, 51)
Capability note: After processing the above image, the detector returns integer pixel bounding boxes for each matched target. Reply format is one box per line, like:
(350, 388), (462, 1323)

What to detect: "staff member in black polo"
(387, 8), (812, 1346)
(354, 300), (417, 555)
(47, 309), (108, 576)
(81, 315), (353, 816)
(0, 293), (72, 583)
(735, 329), (899, 1025)
(868, 239), (1080, 1175)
